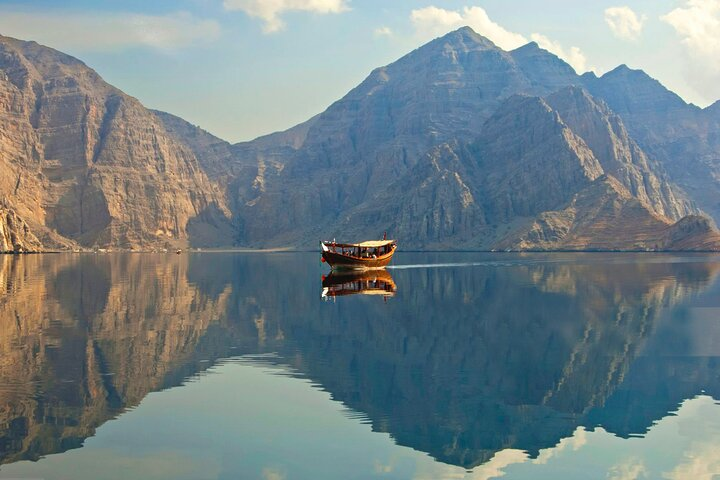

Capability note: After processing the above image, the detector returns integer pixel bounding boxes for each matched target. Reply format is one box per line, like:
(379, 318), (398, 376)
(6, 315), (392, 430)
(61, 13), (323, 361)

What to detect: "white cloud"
(374, 26), (393, 37)
(662, 0), (720, 59)
(223, 0), (349, 33)
(261, 466), (287, 480)
(530, 33), (590, 73)
(534, 426), (589, 465)
(410, 6), (591, 73)
(466, 449), (529, 480)
(608, 457), (649, 480)
(663, 442), (720, 480)
(411, 448), (528, 480)
(410, 6), (526, 50)
(661, 0), (720, 103)
(0, 10), (220, 52)
(605, 6), (646, 41)
(409, 6), (466, 41)
(661, 395), (720, 480)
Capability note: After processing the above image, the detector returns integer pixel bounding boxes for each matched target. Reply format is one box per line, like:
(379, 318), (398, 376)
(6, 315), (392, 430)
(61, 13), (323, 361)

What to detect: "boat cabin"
(323, 240), (394, 258)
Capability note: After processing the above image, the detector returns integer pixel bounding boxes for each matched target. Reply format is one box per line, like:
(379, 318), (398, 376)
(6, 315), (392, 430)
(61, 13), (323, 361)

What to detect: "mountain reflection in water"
(1, 252), (720, 475)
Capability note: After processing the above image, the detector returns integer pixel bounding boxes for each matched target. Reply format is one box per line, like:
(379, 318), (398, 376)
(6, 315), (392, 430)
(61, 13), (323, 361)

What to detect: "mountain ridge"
(0, 33), (235, 250)
(2, 27), (720, 251)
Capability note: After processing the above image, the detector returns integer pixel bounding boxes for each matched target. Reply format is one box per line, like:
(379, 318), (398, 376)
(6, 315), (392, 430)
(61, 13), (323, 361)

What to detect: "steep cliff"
(545, 86), (693, 220)
(0, 205), (41, 252)
(300, 91), (716, 250)
(0, 35), (233, 250)
(582, 65), (720, 224)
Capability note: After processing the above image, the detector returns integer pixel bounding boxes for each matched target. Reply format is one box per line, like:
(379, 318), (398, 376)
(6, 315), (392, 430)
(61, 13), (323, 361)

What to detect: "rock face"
(582, 66), (720, 223)
(0, 205), (41, 252)
(0, 35), (233, 250)
(3, 27), (720, 251)
(205, 27), (718, 250)
(502, 177), (720, 251)
(544, 87), (692, 221)
(331, 91), (717, 250)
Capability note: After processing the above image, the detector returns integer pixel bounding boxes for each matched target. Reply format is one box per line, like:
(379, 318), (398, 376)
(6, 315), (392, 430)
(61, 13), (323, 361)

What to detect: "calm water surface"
(1, 252), (720, 479)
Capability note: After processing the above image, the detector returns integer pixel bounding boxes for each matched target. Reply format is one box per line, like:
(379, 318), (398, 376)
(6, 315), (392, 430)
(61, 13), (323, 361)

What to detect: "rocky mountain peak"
(517, 40), (540, 50)
(510, 40), (579, 91)
(511, 40), (562, 63)
(605, 63), (633, 76)
(0, 34), (98, 84)
(546, 85), (621, 130)
(435, 26), (499, 52)
(393, 25), (504, 73)
(584, 64), (689, 115)
(545, 86), (694, 220)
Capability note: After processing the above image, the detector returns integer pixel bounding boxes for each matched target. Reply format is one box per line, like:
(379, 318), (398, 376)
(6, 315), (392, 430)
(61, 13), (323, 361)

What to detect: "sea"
(0, 252), (719, 479)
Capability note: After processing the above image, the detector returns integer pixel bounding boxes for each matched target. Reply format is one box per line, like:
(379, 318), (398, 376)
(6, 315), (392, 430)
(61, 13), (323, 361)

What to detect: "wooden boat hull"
(321, 248), (395, 270)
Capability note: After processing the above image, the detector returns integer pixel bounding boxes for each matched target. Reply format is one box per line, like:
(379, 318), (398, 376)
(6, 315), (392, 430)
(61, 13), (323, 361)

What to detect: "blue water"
(0, 252), (719, 479)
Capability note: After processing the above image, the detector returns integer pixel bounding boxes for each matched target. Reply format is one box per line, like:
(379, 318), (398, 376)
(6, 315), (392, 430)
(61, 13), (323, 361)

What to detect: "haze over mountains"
(2, 27), (720, 251)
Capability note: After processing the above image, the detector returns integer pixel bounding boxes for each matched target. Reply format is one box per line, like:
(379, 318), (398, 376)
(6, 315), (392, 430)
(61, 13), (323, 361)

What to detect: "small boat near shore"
(320, 238), (397, 270)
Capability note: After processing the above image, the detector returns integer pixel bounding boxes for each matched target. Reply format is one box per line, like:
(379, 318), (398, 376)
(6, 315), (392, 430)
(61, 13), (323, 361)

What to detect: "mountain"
(706, 100), (720, 119)
(544, 87), (690, 220)
(194, 28), (711, 250)
(582, 65), (720, 223)
(332, 91), (712, 250)
(2, 27), (720, 251)
(224, 27), (588, 247)
(210, 27), (716, 250)
(0, 35), (233, 250)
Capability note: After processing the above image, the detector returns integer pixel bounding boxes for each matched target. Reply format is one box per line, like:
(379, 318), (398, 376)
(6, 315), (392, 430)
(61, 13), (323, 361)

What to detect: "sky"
(0, 0), (719, 143)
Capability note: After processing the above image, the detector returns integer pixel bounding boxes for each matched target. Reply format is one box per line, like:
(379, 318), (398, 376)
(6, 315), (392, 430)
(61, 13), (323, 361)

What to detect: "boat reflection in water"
(321, 269), (397, 299)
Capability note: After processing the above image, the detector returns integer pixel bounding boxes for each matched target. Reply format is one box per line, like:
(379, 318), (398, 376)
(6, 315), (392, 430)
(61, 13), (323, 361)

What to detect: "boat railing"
(322, 241), (394, 258)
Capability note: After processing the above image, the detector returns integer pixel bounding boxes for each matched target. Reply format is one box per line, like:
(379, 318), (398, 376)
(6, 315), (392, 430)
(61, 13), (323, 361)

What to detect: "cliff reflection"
(1, 253), (719, 469)
(0, 254), (234, 464)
